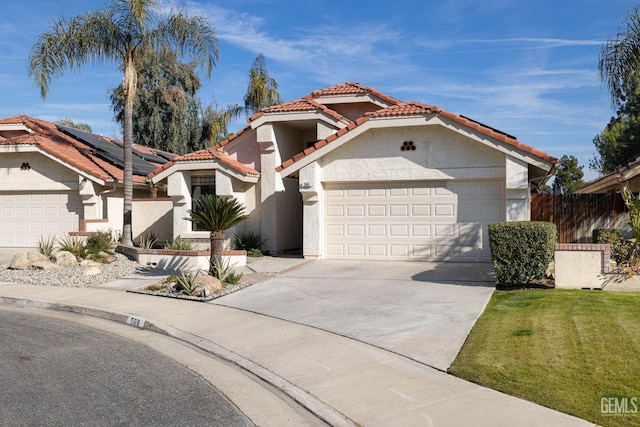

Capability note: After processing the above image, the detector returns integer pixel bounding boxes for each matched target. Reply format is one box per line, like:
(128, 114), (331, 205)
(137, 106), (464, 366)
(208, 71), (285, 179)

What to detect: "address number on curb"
(126, 316), (146, 328)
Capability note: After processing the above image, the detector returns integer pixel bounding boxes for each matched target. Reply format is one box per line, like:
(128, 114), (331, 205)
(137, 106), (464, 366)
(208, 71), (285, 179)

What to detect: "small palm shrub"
(164, 237), (195, 251)
(135, 231), (157, 249)
(37, 234), (56, 256)
(58, 234), (84, 257)
(186, 195), (249, 275)
(488, 221), (556, 287)
(233, 230), (266, 251)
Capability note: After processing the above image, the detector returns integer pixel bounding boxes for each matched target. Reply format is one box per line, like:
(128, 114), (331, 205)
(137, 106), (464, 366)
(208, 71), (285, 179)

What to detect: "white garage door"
(324, 181), (504, 262)
(0, 192), (82, 248)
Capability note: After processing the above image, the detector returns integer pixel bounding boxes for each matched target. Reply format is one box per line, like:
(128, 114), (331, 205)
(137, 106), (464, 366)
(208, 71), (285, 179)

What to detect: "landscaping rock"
(83, 266), (102, 276)
(98, 251), (118, 264)
(51, 250), (77, 266)
(9, 253), (31, 270)
(27, 252), (49, 263)
(80, 259), (101, 267)
(9, 252), (50, 269)
(31, 261), (59, 271)
(195, 274), (223, 296)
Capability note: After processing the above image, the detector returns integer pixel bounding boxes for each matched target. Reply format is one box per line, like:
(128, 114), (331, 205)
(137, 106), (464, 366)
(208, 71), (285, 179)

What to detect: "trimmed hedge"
(488, 221), (556, 287)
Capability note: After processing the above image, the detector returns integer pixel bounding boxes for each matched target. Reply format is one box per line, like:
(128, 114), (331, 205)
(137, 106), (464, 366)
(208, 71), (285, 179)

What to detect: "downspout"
(100, 179), (118, 195)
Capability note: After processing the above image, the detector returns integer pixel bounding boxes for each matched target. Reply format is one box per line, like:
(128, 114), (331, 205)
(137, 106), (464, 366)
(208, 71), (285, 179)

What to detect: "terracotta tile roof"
(148, 146), (259, 179)
(365, 101), (442, 117)
(275, 99), (557, 172)
(0, 115), (165, 184)
(214, 125), (251, 150)
(248, 97), (348, 124)
(307, 82), (401, 105)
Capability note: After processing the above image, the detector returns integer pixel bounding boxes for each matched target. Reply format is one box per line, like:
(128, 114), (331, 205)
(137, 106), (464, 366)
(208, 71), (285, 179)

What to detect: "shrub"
(58, 234), (84, 257)
(83, 230), (114, 261)
(233, 230), (265, 251)
(488, 221), (556, 287)
(164, 237), (194, 251)
(85, 231), (113, 254)
(592, 229), (630, 264)
(247, 248), (264, 258)
(37, 234), (56, 256)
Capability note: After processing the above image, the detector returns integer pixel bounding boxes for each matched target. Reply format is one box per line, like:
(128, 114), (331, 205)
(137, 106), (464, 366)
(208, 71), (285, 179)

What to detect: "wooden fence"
(530, 193), (628, 243)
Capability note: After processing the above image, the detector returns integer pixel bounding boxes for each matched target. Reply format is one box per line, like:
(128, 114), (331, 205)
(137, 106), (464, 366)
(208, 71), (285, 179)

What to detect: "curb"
(0, 295), (359, 427)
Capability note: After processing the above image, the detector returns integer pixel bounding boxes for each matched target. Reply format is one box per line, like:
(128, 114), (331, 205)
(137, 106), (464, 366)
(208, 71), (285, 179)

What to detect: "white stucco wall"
(505, 156), (530, 221)
(132, 199), (173, 243)
(321, 126), (505, 182)
(299, 161), (323, 259)
(221, 128), (261, 171)
(0, 152), (79, 191)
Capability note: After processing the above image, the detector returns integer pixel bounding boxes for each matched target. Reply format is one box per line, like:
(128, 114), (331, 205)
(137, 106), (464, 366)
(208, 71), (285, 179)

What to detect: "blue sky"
(1, 0), (638, 181)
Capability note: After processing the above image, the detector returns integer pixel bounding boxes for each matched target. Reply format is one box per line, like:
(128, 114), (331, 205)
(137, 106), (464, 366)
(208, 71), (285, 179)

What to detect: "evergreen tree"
(554, 155), (586, 194)
(110, 47), (209, 154)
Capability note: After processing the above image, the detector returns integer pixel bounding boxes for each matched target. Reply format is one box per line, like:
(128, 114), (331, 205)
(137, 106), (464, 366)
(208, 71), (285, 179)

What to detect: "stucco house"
(0, 115), (174, 248)
(149, 82), (557, 262)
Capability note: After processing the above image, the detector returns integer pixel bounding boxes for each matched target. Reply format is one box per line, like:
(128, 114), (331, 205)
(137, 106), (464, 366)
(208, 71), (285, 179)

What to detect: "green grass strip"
(449, 290), (640, 427)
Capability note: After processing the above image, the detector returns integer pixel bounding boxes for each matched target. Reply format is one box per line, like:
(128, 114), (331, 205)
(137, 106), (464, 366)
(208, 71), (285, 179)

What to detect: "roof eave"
(150, 160), (259, 184)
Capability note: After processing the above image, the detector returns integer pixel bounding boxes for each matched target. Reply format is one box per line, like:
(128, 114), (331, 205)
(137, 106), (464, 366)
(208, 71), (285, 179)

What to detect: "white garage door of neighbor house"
(0, 192), (82, 248)
(324, 181), (504, 262)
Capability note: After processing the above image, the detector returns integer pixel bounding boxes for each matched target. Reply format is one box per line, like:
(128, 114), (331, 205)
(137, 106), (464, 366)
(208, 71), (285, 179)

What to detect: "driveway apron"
(215, 260), (495, 371)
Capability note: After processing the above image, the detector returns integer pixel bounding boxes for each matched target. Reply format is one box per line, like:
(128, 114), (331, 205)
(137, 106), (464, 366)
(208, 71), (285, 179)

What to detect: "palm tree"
(205, 103), (244, 146)
(186, 194), (249, 275)
(29, 0), (219, 245)
(244, 54), (281, 114)
(599, 5), (640, 106)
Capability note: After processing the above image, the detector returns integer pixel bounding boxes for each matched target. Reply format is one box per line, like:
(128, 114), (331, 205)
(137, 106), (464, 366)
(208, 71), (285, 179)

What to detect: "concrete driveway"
(215, 260), (495, 371)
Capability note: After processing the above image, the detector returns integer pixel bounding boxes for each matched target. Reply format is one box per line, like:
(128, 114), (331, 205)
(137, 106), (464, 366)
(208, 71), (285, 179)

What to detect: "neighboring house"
(0, 115), (174, 248)
(150, 82), (557, 262)
(576, 156), (640, 194)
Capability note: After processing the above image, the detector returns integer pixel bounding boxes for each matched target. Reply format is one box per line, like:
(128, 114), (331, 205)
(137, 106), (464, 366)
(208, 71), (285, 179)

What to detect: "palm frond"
(186, 195), (249, 233)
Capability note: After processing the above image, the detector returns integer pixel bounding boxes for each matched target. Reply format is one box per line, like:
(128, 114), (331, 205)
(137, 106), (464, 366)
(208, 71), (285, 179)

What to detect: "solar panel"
(58, 125), (167, 175)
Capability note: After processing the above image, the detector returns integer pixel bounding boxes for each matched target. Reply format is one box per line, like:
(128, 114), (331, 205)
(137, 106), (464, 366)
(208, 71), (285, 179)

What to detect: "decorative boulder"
(98, 251), (118, 264)
(51, 250), (77, 266)
(9, 253), (31, 270)
(9, 251), (49, 270)
(31, 261), (59, 271)
(27, 252), (49, 263)
(194, 275), (223, 297)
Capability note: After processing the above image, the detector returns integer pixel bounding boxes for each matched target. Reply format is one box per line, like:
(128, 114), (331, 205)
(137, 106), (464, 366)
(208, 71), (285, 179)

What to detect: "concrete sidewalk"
(0, 283), (594, 426)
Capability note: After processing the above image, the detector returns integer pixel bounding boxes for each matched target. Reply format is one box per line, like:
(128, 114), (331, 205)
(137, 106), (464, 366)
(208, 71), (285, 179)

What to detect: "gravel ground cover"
(0, 254), (139, 287)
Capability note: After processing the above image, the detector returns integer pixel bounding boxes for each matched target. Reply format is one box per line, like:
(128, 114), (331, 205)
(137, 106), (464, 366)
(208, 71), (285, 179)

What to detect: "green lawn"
(449, 290), (640, 427)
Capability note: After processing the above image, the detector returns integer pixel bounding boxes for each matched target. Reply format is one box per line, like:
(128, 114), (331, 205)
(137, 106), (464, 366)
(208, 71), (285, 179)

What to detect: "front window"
(191, 175), (215, 231)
